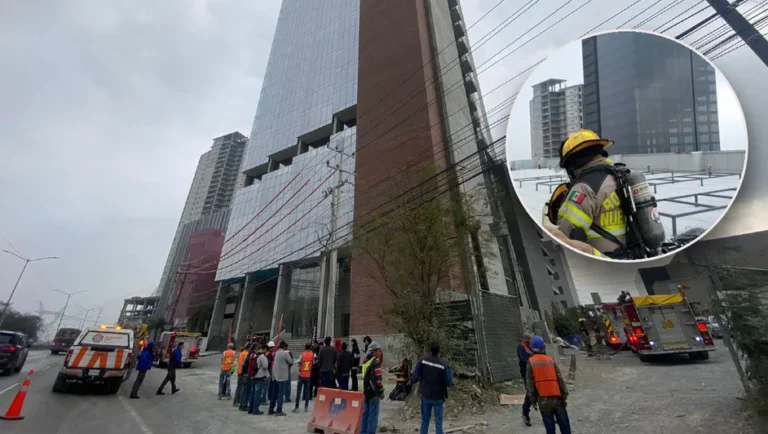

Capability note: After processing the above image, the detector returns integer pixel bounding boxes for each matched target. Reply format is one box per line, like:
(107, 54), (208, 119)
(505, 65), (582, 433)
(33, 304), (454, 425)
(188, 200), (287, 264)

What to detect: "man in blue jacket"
(129, 342), (155, 399)
(157, 342), (183, 395)
(409, 343), (453, 434)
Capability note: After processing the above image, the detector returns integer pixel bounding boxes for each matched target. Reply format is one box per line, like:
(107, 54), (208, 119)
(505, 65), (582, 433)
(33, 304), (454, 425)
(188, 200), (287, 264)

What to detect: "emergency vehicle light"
(115, 326), (122, 331)
(99, 325), (107, 330)
(696, 322), (708, 332)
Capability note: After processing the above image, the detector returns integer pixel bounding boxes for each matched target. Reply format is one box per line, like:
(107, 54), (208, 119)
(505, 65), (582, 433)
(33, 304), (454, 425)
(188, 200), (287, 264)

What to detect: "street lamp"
(54, 289), (86, 333)
(0, 250), (59, 328)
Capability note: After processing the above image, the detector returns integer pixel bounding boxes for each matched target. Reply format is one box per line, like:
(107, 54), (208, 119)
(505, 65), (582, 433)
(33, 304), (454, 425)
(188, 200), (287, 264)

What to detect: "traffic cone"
(0, 370), (34, 421)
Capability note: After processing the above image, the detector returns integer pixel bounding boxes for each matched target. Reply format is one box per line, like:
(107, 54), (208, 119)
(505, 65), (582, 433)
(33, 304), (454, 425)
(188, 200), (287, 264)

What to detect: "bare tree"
(353, 165), (489, 362)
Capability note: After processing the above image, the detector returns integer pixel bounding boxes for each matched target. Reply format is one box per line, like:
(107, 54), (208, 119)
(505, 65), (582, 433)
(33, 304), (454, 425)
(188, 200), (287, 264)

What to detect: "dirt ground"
(380, 345), (764, 434)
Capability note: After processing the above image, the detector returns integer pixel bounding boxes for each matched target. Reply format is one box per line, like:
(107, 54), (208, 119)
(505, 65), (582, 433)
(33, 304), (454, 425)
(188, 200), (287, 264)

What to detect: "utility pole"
(705, 0), (768, 67)
(54, 289), (85, 332)
(0, 250), (59, 328)
(322, 145), (355, 338)
(92, 308), (102, 327)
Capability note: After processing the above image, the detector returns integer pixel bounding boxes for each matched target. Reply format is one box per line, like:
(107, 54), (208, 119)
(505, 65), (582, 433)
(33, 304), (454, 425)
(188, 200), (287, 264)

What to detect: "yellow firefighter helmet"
(559, 129), (614, 168)
(545, 183), (570, 225)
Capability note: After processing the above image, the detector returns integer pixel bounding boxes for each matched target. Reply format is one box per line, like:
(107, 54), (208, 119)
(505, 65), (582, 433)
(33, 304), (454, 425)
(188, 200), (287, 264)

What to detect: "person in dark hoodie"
(239, 344), (257, 411)
(336, 342), (355, 390)
(129, 342), (155, 399)
(517, 332), (534, 426)
(351, 339), (361, 391)
(157, 341), (182, 395)
(318, 337), (337, 389)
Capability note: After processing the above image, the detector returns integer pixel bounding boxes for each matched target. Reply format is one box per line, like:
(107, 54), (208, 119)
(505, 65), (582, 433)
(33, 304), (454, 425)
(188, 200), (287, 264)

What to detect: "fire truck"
(154, 331), (201, 368)
(596, 302), (628, 351)
(622, 292), (716, 362)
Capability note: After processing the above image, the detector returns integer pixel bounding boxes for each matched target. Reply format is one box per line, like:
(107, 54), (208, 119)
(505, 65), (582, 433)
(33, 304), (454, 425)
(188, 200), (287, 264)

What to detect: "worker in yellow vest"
(525, 336), (571, 434)
(218, 343), (236, 399)
(233, 344), (249, 406)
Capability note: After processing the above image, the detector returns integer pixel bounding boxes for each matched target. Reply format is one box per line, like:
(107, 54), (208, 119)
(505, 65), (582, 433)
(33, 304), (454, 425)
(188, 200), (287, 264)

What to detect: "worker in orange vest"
(293, 342), (314, 413)
(218, 343), (236, 399)
(525, 336), (571, 434)
(233, 344), (250, 406)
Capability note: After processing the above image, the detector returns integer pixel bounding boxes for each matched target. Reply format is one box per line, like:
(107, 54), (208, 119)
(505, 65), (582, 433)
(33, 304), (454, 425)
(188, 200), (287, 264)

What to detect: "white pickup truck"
(52, 325), (136, 394)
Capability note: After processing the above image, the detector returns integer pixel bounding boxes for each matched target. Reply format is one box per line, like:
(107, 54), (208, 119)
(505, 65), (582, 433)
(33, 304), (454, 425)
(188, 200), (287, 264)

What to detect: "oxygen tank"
(625, 171), (665, 249)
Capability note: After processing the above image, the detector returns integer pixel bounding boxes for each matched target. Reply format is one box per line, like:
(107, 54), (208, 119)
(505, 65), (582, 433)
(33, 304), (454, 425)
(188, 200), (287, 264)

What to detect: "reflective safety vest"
(236, 350), (248, 375)
(529, 354), (562, 398)
(299, 351), (314, 379)
(221, 349), (236, 372)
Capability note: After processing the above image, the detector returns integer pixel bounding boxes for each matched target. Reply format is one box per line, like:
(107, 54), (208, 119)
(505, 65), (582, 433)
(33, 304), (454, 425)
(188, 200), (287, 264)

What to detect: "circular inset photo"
(505, 29), (748, 263)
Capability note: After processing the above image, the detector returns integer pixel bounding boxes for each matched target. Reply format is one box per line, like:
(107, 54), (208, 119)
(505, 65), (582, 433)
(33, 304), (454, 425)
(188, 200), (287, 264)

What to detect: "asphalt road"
(0, 351), (400, 434)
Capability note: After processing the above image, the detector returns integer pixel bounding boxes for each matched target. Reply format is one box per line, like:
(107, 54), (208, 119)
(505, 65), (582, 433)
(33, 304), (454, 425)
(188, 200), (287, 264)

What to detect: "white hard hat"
(267, 341), (275, 347)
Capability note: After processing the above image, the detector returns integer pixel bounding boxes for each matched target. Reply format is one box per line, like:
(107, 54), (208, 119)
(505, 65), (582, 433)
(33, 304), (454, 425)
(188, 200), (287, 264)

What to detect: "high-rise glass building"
(582, 31), (720, 155)
(529, 79), (583, 159)
(154, 132), (247, 319)
(207, 1), (554, 362)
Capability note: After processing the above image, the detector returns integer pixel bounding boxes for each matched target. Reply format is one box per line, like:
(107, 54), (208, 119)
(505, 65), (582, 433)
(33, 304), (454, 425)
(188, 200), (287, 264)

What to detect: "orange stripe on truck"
(114, 349), (124, 369)
(86, 351), (109, 369)
(71, 347), (88, 367)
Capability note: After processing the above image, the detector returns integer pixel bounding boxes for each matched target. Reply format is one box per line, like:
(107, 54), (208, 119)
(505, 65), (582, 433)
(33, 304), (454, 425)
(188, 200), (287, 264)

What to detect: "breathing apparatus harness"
(546, 162), (669, 260)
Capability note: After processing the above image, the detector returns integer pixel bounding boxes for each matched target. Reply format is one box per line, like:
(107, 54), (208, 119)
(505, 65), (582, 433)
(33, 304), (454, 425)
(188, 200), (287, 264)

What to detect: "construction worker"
(218, 343), (236, 399)
(233, 344), (249, 407)
(578, 318), (593, 358)
(526, 336), (571, 434)
(360, 342), (384, 434)
(294, 343), (314, 413)
(550, 129), (627, 258)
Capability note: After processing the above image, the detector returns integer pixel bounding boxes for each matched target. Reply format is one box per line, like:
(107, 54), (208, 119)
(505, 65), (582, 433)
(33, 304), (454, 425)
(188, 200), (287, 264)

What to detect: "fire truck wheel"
(688, 352), (701, 360)
(52, 374), (67, 393)
(638, 354), (651, 363)
(699, 351), (710, 360)
(182, 362), (191, 369)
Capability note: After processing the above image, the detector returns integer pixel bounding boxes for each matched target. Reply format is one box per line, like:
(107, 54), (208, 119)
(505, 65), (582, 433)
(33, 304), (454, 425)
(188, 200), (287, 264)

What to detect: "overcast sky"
(1, 0), (767, 327)
(505, 30), (748, 161)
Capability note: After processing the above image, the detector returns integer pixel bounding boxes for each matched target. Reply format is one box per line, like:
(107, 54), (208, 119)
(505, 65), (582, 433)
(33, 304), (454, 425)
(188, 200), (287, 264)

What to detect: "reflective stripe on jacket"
(557, 158), (627, 255)
(529, 354), (562, 398)
(299, 351), (314, 379)
(221, 349), (236, 372)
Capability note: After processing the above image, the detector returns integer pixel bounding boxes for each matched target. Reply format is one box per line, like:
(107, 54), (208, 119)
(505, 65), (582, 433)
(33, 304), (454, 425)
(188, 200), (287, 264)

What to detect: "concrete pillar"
(316, 255), (328, 338)
(270, 265), (290, 337)
(233, 275), (251, 344)
(206, 282), (229, 351)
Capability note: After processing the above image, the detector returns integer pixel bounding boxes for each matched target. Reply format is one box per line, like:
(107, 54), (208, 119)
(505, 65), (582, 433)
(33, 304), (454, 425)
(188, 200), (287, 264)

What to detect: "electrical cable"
(654, 0), (711, 33)
(632, 0), (680, 29)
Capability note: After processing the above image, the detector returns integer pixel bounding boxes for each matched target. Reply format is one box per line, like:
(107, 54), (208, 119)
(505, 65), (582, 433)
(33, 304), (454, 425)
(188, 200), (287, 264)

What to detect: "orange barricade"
(307, 388), (364, 434)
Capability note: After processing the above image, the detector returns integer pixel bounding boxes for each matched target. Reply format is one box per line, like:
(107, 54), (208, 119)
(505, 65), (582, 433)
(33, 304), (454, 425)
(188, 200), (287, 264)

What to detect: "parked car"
(0, 330), (30, 375)
(706, 316), (724, 338)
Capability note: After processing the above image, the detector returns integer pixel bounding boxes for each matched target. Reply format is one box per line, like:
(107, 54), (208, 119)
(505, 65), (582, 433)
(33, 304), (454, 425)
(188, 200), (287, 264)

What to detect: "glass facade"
(216, 0), (359, 282)
(582, 31), (719, 155)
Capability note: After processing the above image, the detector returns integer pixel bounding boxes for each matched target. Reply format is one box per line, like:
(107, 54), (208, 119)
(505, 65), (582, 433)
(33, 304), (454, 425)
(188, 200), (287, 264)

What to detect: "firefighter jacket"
(557, 157), (627, 257)
(525, 354), (568, 413)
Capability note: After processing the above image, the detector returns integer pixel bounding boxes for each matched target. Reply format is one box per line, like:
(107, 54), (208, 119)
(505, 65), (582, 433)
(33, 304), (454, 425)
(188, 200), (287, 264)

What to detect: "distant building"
(582, 31), (720, 155)
(154, 132), (247, 320)
(118, 296), (159, 327)
(529, 79), (583, 159)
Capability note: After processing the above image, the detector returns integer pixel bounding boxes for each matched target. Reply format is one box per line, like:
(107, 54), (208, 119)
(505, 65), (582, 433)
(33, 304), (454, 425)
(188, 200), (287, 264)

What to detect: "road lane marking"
(41, 364), (53, 371)
(0, 382), (20, 396)
(118, 395), (154, 434)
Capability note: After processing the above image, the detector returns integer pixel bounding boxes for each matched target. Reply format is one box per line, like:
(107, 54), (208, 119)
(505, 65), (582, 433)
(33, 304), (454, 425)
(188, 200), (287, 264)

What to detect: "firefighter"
(578, 318), (593, 358)
(552, 129), (627, 258)
(525, 336), (571, 434)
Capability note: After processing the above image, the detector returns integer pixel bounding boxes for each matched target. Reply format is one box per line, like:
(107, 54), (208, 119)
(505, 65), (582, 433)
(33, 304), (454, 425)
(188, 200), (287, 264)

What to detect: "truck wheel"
(51, 351), (59, 355)
(688, 352), (701, 360)
(638, 354), (651, 363)
(699, 351), (710, 360)
(182, 362), (191, 369)
(105, 378), (122, 395)
(52, 374), (67, 393)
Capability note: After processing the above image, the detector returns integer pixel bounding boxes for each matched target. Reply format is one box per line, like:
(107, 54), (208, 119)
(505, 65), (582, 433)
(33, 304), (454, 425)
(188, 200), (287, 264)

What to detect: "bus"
(51, 328), (82, 355)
